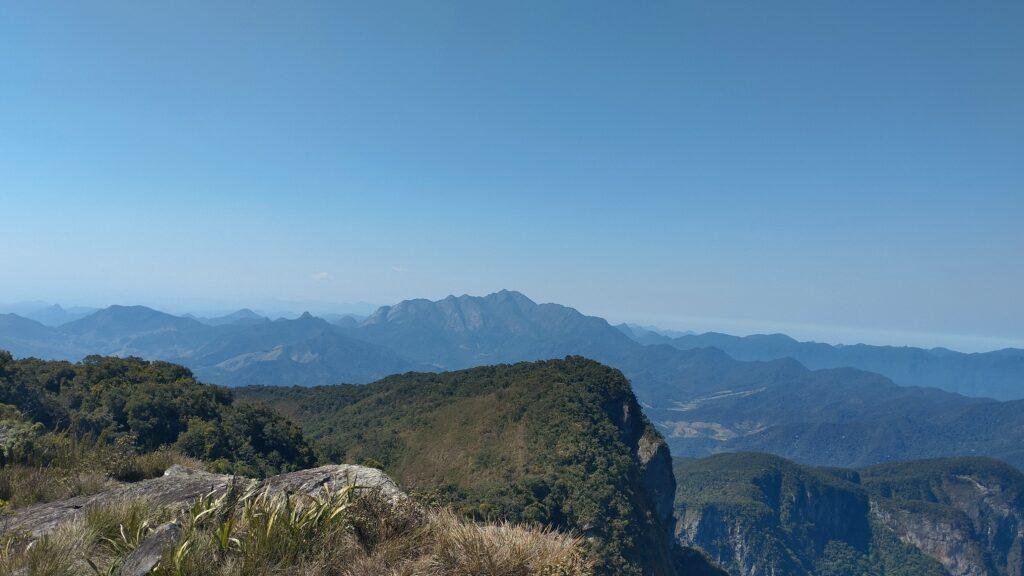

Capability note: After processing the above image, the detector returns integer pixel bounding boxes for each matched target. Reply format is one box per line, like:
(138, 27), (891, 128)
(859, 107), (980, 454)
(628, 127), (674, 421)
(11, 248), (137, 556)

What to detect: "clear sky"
(1, 1), (1021, 351)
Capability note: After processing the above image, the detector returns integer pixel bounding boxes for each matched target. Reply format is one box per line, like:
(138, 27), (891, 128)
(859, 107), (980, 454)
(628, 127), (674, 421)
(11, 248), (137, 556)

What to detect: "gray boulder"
(118, 521), (182, 576)
(1, 464), (403, 539)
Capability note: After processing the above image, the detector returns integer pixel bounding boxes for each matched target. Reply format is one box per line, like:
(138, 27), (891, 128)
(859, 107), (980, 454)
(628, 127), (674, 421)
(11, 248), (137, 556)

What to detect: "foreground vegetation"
(1, 483), (590, 576)
(0, 351), (317, 512)
(0, 352), (604, 574)
(0, 430), (196, 510)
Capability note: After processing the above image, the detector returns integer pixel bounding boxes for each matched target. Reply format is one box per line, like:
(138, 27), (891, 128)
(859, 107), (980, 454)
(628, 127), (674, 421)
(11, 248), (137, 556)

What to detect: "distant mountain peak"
(363, 291), (543, 328)
(198, 308), (268, 327)
(0, 313), (52, 332)
(351, 290), (635, 370)
(103, 304), (163, 314)
(84, 304), (179, 320)
(103, 304), (133, 311)
(486, 289), (536, 304)
(59, 304), (204, 337)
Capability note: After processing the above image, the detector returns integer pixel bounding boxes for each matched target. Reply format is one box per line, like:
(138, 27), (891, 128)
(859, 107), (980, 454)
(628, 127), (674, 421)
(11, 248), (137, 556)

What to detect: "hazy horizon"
(2, 2), (1021, 353)
(2, 290), (1022, 354)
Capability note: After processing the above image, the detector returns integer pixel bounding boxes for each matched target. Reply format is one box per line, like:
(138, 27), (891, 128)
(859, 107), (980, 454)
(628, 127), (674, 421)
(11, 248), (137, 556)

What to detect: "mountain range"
(637, 331), (1024, 400)
(1, 290), (1023, 469)
(0, 302), (99, 326)
(0, 306), (424, 386)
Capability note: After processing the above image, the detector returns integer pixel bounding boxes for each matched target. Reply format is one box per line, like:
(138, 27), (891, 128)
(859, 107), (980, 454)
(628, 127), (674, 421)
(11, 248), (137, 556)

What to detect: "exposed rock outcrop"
(868, 468), (1024, 576)
(252, 463), (404, 503)
(1, 464), (404, 539)
(675, 454), (871, 576)
(608, 393), (725, 576)
(119, 521), (182, 576)
(638, 429), (677, 525)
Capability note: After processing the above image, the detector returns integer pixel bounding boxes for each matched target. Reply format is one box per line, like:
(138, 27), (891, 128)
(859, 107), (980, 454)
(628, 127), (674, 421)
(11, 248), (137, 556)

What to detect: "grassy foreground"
(1, 483), (590, 576)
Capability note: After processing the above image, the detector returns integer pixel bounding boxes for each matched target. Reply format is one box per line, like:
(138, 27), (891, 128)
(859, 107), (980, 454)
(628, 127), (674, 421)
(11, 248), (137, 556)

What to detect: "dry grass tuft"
(429, 510), (587, 576)
(0, 466), (115, 510)
(0, 519), (96, 576)
(0, 433), (205, 512)
(0, 485), (591, 576)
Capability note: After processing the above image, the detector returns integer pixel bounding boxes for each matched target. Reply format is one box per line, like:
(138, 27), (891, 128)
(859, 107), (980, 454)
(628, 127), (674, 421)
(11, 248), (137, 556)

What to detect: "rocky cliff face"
(675, 455), (1024, 576)
(608, 382), (725, 576)
(638, 428), (677, 525)
(864, 459), (1024, 576)
(609, 394), (677, 529)
(871, 501), (990, 576)
(674, 454), (872, 576)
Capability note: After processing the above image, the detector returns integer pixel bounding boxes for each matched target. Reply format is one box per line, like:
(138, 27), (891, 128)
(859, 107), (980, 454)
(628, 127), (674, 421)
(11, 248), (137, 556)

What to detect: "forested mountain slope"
(238, 357), (723, 576)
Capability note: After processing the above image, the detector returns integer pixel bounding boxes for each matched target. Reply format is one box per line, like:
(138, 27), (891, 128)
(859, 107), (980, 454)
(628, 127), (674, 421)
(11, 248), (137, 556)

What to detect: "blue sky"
(1, 1), (1021, 351)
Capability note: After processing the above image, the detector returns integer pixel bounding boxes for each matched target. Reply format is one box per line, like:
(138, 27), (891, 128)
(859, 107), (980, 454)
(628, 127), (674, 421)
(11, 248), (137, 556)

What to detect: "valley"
(3, 291), (1022, 574)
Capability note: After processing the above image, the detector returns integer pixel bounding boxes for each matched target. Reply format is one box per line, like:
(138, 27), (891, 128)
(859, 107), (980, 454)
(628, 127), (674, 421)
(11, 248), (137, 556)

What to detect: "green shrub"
(0, 354), (318, 485)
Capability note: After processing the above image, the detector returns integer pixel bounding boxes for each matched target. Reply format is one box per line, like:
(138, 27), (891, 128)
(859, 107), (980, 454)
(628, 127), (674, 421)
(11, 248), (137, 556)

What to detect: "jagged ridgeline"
(238, 357), (723, 576)
(674, 452), (1024, 576)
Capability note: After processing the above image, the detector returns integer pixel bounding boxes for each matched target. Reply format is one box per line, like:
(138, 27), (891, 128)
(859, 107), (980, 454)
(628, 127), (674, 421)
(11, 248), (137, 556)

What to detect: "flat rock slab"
(1, 464), (402, 539)
(1, 468), (232, 538)
(259, 464), (404, 502)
